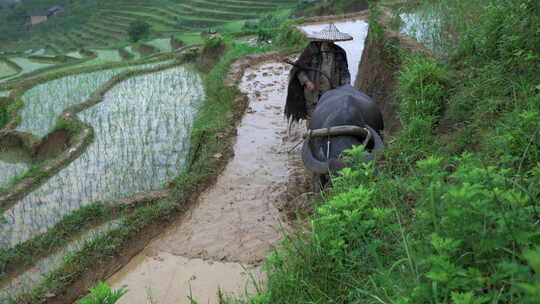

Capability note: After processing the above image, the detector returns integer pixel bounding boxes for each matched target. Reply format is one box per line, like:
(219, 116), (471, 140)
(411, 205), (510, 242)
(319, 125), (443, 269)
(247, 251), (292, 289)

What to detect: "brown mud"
(108, 59), (309, 304)
(102, 8), (437, 304)
(32, 129), (71, 161)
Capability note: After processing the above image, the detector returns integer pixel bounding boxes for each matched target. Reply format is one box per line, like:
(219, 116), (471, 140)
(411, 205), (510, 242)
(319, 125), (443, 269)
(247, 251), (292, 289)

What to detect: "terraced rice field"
(0, 220), (121, 299)
(399, 9), (444, 54)
(3, 58), (53, 80)
(92, 49), (123, 62)
(66, 51), (84, 59)
(0, 61), (18, 79)
(0, 147), (31, 189)
(0, 61), (204, 301)
(1, 0), (296, 55)
(16, 61), (174, 138)
(147, 38), (173, 53)
(2, 65), (203, 248)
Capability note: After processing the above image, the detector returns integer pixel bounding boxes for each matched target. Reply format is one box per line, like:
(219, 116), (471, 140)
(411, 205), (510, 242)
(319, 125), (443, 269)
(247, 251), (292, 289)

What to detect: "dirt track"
(107, 59), (309, 304)
(106, 15), (373, 304)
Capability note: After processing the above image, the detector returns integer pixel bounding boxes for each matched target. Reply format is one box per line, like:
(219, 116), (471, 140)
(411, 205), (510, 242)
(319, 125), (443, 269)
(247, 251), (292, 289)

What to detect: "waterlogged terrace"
(0, 220), (121, 300)
(17, 61), (173, 138)
(0, 147), (31, 189)
(0, 66), (204, 248)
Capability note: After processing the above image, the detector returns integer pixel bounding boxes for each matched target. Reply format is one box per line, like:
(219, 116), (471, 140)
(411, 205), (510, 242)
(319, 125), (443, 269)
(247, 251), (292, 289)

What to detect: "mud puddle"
(107, 60), (309, 303)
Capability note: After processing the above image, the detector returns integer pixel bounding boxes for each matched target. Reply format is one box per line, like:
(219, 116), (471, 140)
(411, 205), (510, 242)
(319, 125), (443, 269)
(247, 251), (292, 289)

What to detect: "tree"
(127, 19), (150, 42)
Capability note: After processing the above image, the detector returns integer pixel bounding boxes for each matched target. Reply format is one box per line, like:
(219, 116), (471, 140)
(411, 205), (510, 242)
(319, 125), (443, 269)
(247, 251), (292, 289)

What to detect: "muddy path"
(107, 59), (310, 303)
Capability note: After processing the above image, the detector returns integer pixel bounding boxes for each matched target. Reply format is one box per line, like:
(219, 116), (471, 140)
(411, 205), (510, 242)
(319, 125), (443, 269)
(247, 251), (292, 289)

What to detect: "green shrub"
(274, 21), (308, 49)
(0, 96), (9, 129)
(242, 20), (258, 30)
(127, 19), (150, 43)
(456, 0), (540, 76)
(397, 54), (449, 125)
(202, 34), (225, 53)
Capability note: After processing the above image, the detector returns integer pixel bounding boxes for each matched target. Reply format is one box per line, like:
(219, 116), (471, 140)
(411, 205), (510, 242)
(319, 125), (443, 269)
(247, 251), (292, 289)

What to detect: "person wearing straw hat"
(285, 23), (353, 123)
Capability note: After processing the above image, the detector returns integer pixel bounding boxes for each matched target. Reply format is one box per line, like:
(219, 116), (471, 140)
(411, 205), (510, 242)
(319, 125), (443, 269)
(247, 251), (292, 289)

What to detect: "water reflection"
(0, 147), (32, 189)
(17, 61), (174, 138)
(0, 67), (204, 248)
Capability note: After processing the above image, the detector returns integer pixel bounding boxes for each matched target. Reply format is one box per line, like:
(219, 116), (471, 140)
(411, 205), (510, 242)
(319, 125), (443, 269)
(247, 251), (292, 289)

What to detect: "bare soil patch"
(32, 129), (70, 162)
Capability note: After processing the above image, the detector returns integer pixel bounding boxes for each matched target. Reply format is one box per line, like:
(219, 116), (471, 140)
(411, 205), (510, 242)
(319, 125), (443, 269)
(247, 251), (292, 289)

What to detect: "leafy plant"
(75, 281), (126, 304)
(127, 19), (150, 43)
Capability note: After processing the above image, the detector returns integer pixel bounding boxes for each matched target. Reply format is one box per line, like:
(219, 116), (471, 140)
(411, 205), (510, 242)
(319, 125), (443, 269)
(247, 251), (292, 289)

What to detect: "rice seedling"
(399, 10), (444, 54)
(0, 91), (11, 98)
(0, 66), (204, 249)
(16, 61), (174, 137)
(0, 147), (31, 189)
(0, 220), (121, 301)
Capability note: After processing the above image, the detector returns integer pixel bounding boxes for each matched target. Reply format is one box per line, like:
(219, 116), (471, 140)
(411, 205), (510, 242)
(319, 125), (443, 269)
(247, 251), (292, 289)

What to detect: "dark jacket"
(285, 42), (350, 122)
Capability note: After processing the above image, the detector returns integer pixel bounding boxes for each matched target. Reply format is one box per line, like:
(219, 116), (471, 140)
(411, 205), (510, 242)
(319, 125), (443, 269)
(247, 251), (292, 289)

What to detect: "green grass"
(225, 1), (540, 304)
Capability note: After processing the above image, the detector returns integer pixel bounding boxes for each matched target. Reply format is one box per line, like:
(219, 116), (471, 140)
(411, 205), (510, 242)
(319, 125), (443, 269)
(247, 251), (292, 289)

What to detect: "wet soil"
(32, 129), (70, 162)
(107, 60), (309, 303)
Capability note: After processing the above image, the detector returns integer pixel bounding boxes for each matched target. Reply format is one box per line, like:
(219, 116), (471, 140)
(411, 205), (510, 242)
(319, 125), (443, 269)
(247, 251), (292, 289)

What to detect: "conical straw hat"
(306, 23), (353, 42)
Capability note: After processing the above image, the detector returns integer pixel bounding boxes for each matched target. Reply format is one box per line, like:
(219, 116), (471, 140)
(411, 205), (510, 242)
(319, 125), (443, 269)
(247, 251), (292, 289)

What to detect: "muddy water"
(108, 61), (307, 303)
(300, 20), (368, 84)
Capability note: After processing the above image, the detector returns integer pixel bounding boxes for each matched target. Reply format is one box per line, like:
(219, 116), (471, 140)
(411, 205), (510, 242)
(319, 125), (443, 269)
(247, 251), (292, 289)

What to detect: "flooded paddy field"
(7, 58), (54, 78)
(0, 66), (203, 248)
(399, 11), (442, 54)
(147, 38), (174, 53)
(0, 60), (176, 190)
(0, 220), (121, 300)
(92, 49), (123, 62)
(0, 147), (32, 189)
(0, 62), (18, 80)
(16, 61), (175, 138)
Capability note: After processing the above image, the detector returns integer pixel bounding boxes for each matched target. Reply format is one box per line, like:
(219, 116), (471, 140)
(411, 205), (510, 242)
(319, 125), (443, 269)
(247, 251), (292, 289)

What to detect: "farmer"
(285, 23), (353, 123)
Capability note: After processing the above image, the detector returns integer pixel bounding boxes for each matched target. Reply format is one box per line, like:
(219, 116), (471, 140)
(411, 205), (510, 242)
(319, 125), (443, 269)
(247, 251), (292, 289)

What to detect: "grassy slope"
(223, 1), (540, 304)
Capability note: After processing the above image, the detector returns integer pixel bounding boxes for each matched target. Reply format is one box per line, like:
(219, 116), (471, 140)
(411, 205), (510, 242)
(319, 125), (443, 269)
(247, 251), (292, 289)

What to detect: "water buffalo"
(301, 84), (384, 188)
